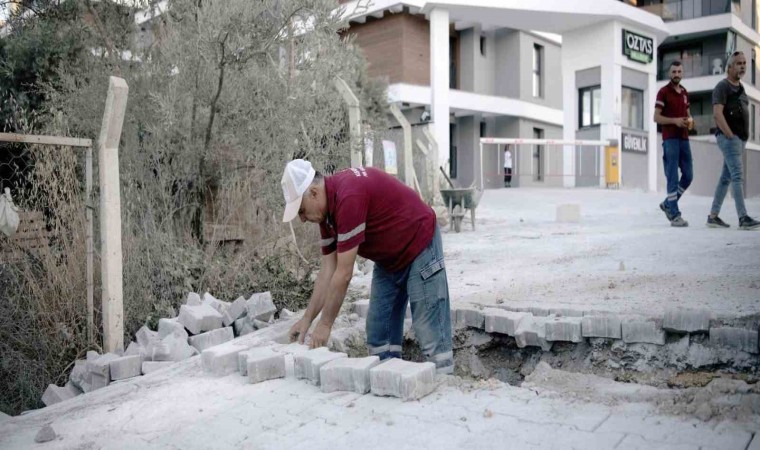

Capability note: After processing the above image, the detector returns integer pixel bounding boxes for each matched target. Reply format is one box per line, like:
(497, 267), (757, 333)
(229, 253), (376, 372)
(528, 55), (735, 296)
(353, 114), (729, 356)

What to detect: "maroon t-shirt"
(655, 82), (690, 140)
(319, 167), (435, 272)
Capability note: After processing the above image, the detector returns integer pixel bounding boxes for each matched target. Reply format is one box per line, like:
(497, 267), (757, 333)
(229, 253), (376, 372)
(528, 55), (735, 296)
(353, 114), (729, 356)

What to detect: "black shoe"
(739, 215), (760, 230)
(706, 215), (730, 228)
(660, 202), (674, 221)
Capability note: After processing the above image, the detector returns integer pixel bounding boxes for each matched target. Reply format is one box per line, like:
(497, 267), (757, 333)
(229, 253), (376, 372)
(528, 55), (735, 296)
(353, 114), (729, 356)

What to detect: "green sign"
(623, 30), (653, 64)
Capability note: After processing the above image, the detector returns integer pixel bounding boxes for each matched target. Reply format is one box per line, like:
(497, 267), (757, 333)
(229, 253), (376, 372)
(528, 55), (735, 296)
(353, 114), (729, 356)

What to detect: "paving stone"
(253, 319), (271, 329)
(86, 353), (121, 379)
(710, 327), (759, 354)
(135, 325), (158, 348)
(141, 361), (175, 374)
(202, 292), (230, 314)
(369, 358), (437, 401)
(152, 334), (198, 361)
(548, 308), (584, 317)
(294, 347), (347, 385)
(35, 425), (57, 443)
(158, 318), (189, 340)
(556, 203), (581, 223)
(188, 327), (234, 352)
(622, 320), (666, 345)
(237, 345), (292, 376)
(456, 306), (485, 329)
(517, 306), (551, 317)
(663, 308), (712, 334)
(247, 291), (277, 322)
(109, 355), (142, 381)
(178, 303), (223, 335)
(185, 292), (201, 306)
(545, 316), (583, 342)
(90, 373), (109, 390)
(124, 341), (142, 357)
(275, 342), (311, 356)
(581, 315), (622, 339)
(68, 359), (88, 390)
(244, 347), (286, 384)
(86, 350), (100, 360)
(279, 308), (295, 319)
(41, 383), (81, 406)
(320, 356), (380, 394)
(234, 317), (254, 337)
(201, 342), (250, 376)
(483, 308), (530, 336)
(514, 316), (553, 351)
(222, 296), (248, 326)
(352, 299), (370, 318)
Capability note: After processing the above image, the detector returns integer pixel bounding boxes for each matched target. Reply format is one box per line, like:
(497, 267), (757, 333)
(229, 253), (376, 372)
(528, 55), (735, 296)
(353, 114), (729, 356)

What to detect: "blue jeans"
(662, 138), (693, 217)
(711, 134), (747, 219)
(366, 225), (454, 374)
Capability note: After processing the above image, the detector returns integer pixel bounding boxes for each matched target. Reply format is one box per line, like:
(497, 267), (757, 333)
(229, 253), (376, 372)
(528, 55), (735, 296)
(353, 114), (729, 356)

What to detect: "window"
(480, 121), (487, 138)
(622, 87), (644, 130)
(533, 44), (543, 98)
(480, 36), (486, 56)
(579, 86), (601, 128)
(450, 37), (458, 89)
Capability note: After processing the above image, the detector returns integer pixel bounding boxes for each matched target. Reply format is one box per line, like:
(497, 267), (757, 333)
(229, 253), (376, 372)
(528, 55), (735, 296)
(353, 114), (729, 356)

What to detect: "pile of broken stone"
(41, 290), (292, 407)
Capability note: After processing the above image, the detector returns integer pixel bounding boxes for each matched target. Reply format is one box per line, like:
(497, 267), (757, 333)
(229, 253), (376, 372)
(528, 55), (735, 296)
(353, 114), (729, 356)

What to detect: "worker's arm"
(288, 251), (337, 343)
(654, 107), (688, 127)
(713, 104), (735, 138)
(309, 246), (358, 348)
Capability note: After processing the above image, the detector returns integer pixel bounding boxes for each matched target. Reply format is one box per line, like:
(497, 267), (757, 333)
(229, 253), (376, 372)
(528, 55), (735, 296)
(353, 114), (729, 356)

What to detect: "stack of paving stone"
(449, 303), (759, 356)
(201, 339), (438, 401)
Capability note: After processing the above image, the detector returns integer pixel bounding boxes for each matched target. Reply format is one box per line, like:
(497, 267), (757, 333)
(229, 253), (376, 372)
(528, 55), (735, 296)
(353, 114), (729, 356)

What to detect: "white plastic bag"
(0, 187), (20, 237)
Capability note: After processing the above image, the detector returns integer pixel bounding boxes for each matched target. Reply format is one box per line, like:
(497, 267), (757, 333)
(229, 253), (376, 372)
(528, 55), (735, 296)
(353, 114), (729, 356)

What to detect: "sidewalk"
(0, 350), (756, 450)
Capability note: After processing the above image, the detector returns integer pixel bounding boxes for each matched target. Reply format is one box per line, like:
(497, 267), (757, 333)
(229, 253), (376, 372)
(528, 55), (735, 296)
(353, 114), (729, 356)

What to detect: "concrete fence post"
(97, 76), (129, 353)
(333, 77), (363, 168)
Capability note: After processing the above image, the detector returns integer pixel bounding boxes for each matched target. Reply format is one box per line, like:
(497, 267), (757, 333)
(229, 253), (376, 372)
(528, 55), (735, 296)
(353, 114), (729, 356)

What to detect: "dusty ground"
(432, 187), (759, 318)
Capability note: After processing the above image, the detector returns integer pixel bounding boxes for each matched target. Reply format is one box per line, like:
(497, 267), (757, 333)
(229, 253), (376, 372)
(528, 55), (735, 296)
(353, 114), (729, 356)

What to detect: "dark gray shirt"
(712, 78), (749, 140)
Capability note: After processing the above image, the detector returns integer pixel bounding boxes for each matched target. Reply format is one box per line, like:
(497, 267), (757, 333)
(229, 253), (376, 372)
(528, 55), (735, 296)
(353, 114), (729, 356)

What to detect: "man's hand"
(289, 317), (312, 344)
(310, 321), (333, 349)
(675, 117), (690, 128)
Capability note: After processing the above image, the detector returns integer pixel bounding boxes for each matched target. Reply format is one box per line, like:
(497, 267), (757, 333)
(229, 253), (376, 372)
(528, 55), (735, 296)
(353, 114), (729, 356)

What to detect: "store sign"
(623, 29), (653, 64)
(622, 132), (648, 153)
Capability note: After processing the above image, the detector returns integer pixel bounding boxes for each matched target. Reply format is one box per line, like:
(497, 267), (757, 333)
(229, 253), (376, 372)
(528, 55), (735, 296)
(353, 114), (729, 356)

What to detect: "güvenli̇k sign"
(623, 29), (653, 64)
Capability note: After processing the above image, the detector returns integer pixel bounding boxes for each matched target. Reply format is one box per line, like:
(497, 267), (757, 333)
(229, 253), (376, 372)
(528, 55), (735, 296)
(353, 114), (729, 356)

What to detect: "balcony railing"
(657, 51), (729, 80)
(639, 0), (735, 22)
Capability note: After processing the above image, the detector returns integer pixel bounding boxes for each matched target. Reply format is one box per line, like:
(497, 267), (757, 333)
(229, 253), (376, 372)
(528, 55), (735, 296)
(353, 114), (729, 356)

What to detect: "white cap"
(281, 159), (316, 222)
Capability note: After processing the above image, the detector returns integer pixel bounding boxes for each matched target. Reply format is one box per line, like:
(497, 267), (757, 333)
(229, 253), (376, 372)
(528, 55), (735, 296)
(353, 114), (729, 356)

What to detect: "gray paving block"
(202, 342), (250, 376)
(710, 327), (759, 354)
(202, 292), (230, 314)
(321, 356), (380, 394)
(545, 316), (583, 342)
(279, 308), (295, 319)
(456, 306), (485, 329)
(188, 327), (234, 352)
(581, 316), (622, 339)
(222, 296), (248, 326)
(68, 359), (88, 390)
(516, 306), (550, 317)
(124, 341), (142, 357)
(41, 383), (81, 406)
(622, 320), (666, 345)
(294, 347), (347, 385)
(548, 308), (584, 317)
(369, 358), (437, 401)
(152, 333), (198, 362)
(135, 325), (158, 348)
(158, 318), (188, 340)
(483, 308), (530, 336)
(109, 355), (142, 381)
(86, 353), (121, 379)
(243, 347), (286, 384)
(234, 317), (254, 337)
(178, 303), (223, 335)
(253, 319), (271, 329)
(90, 373), (109, 390)
(275, 342), (311, 356)
(663, 309), (712, 334)
(352, 299), (370, 318)
(141, 361), (174, 374)
(514, 316), (553, 351)
(35, 425), (57, 443)
(185, 292), (201, 306)
(247, 291), (276, 322)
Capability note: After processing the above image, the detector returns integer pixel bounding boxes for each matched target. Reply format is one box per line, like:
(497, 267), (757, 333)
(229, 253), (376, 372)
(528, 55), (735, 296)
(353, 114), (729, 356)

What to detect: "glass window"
(579, 86), (601, 128)
(533, 44), (543, 98)
(622, 87), (644, 130)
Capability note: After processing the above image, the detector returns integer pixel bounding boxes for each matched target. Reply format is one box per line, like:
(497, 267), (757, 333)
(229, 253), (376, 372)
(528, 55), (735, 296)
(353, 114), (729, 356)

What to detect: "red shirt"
(655, 82), (690, 140)
(319, 167), (435, 272)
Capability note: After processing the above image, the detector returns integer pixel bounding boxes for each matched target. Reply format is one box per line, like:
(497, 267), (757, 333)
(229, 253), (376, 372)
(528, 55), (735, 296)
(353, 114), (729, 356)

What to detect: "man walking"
(654, 60), (693, 227)
(707, 51), (760, 230)
(282, 159), (454, 374)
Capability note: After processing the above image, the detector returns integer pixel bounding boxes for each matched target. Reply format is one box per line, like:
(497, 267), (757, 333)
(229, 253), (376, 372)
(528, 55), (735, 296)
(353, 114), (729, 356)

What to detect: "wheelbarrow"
(440, 187), (482, 233)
